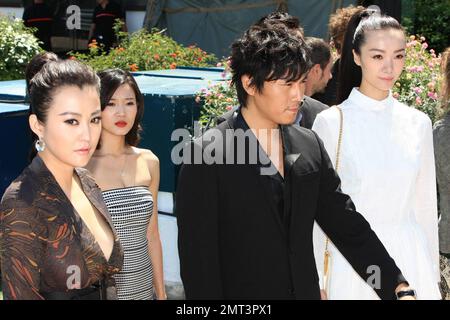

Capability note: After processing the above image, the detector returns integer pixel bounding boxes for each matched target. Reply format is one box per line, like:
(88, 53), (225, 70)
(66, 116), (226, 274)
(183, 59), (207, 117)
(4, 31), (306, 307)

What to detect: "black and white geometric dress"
(102, 186), (154, 300)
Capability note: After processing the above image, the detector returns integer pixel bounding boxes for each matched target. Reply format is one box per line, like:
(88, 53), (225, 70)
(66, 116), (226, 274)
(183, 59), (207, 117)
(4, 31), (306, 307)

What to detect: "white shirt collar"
(346, 87), (395, 111)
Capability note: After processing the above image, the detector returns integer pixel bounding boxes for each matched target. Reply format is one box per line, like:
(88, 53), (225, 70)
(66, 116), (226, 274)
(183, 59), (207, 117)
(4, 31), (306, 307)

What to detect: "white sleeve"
(312, 111), (338, 168)
(414, 117), (440, 283)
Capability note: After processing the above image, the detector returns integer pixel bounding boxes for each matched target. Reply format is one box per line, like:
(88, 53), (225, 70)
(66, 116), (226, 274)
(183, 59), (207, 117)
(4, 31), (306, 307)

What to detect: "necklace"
(120, 153), (128, 186)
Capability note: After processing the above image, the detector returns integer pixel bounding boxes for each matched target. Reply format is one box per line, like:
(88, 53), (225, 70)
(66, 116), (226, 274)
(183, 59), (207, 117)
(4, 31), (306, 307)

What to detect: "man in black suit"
(176, 17), (415, 300)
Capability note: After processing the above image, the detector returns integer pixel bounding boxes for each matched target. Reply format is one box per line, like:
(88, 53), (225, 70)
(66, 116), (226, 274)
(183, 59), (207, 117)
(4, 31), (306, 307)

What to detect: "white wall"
(158, 213), (182, 283)
(0, 7), (24, 18)
(126, 11), (145, 33)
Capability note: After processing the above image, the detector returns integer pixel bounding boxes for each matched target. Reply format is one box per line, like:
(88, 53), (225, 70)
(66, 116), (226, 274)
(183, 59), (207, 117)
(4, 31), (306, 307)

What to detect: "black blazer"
(216, 96), (328, 130)
(299, 96), (329, 129)
(176, 111), (406, 300)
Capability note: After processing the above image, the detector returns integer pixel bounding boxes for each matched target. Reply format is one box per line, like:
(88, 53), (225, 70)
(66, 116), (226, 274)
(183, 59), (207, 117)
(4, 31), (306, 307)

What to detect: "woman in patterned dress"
(0, 58), (123, 300)
(86, 69), (166, 300)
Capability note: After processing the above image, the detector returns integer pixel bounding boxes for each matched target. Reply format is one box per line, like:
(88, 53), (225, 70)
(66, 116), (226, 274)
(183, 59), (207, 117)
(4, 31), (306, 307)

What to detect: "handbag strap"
(324, 105), (343, 252)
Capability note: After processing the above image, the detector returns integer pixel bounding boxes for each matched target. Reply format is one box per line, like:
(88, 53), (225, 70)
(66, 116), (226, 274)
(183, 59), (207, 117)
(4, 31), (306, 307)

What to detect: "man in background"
(23, 0), (53, 51)
(89, 0), (127, 52)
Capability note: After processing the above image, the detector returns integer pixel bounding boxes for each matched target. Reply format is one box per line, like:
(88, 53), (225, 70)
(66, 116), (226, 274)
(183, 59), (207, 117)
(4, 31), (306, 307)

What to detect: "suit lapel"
(281, 126), (302, 232)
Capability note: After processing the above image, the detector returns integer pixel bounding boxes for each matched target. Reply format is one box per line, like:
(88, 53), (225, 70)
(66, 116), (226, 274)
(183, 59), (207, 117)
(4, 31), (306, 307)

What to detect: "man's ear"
(241, 74), (256, 96)
(29, 114), (44, 139)
(353, 49), (361, 66)
(311, 64), (322, 78)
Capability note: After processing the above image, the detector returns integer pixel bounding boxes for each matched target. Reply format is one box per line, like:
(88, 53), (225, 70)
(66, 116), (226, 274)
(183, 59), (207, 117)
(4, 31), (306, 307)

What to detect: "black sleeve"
(92, 7), (98, 24)
(175, 142), (224, 299)
(22, 8), (30, 25)
(313, 132), (406, 300)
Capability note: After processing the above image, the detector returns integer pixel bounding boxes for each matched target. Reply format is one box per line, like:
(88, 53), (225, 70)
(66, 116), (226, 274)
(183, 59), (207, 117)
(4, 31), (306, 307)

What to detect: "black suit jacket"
(299, 96), (329, 129)
(216, 96), (328, 130)
(176, 111), (406, 300)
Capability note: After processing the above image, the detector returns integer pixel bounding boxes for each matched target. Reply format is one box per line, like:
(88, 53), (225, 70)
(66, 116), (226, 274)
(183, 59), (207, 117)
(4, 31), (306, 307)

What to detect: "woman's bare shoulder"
(132, 147), (159, 167)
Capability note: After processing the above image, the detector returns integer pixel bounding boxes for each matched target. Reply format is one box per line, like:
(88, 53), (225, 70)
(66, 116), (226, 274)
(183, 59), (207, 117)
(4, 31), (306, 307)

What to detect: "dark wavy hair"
(255, 11), (305, 38)
(305, 37), (331, 70)
(28, 58), (100, 161)
(97, 69), (144, 147)
(230, 24), (312, 107)
(337, 9), (405, 104)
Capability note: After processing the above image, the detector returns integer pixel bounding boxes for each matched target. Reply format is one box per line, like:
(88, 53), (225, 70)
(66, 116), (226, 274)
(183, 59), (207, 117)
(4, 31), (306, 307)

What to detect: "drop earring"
(35, 138), (46, 152)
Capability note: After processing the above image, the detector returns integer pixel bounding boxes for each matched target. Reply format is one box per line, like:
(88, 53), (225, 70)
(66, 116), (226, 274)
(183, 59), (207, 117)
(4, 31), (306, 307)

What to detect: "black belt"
(41, 279), (107, 300)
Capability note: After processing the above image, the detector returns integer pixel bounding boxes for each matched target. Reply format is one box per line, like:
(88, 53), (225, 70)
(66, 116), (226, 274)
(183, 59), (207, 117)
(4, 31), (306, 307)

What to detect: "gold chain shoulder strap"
(323, 105), (343, 294)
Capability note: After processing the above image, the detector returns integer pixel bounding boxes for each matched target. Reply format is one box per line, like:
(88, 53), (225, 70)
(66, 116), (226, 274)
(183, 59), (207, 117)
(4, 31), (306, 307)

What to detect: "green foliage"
(393, 35), (443, 123)
(70, 20), (217, 72)
(0, 14), (42, 81)
(402, 0), (450, 54)
(196, 60), (238, 127)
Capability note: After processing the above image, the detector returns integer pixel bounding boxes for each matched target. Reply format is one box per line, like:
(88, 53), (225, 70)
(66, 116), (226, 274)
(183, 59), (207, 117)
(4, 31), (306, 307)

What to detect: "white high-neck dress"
(312, 88), (441, 299)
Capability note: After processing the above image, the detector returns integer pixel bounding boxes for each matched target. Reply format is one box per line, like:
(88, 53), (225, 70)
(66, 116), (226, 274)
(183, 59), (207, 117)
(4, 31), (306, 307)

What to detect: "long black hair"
(337, 9), (404, 104)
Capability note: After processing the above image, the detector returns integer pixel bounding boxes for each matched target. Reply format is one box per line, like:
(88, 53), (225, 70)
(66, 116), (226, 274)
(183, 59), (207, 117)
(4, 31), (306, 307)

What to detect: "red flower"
(129, 64), (139, 72)
(170, 63), (177, 69)
(170, 53), (177, 58)
(197, 57), (203, 62)
(154, 54), (160, 60)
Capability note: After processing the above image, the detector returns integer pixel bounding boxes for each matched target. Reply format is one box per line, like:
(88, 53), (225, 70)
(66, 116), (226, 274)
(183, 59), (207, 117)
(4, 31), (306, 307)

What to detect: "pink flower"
(195, 96), (201, 103)
(422, 42), (428, 50)
(226, 105), (233, 111)
(217, 94), (224, 99)
(420, 36), (426, 41)
(428, 62), (434, 68)
(414, 87), (422, 94)
(416, 66), (424, 72)
(415, 97), (422, 105)
(430, 49), (435, 54)
(216, 62), (223, 67)
(393, 92), (400, 99)
(221, 72), (227, 78)
(427, 92), (437, 100)
(427, 82), (435, 90)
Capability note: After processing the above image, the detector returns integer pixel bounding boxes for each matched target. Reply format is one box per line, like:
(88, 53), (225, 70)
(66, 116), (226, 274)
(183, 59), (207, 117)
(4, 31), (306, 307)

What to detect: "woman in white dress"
(312, 9), (441, 299)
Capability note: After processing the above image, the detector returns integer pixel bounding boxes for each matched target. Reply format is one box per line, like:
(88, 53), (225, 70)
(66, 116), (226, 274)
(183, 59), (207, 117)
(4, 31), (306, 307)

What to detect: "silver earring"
(35, 138), (46, 152)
